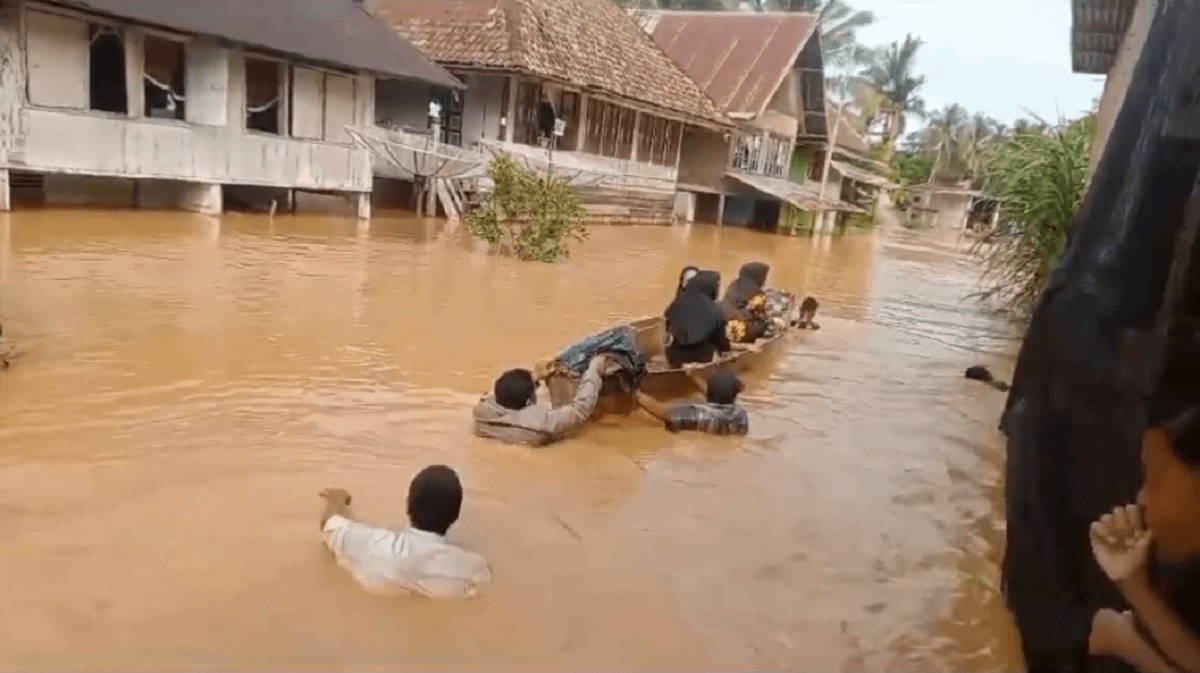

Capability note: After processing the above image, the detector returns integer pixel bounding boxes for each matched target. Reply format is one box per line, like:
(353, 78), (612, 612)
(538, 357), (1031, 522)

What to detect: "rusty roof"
(371, 0), (728, 126)
(1070, 0), (1137, 74)
(48, 0), (461, 87)
(633, 10), (818, 119)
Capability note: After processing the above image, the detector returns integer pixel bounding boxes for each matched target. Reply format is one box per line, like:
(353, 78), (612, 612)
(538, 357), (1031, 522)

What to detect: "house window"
(513, 81), (545, 146)
(498, 77), (511, 141)
(583, 99), (606, 155)
(143, 35), (185, 120)
(637, 115), (681, 166)
(245, 57), (284, 135)
(615, 108), (636, 160)
(732, 133), (753, 172)
(88, 24), (127, 114)
(558, 91), (580, 149)
(432, 88), (463, 146)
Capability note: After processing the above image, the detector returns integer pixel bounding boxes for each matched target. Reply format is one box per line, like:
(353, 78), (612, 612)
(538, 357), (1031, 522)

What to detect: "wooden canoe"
(541, 299), (798, 414)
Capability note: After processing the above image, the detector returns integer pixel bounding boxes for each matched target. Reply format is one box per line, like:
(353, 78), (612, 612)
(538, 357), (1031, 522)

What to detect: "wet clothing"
(556, 325), (647, 394)
(472, 358), (604, 445)
(723, 262), (771, 310)
(666, 403), (749, 435)
(664, 270), (729, 367)
(322, 515), (491, 598)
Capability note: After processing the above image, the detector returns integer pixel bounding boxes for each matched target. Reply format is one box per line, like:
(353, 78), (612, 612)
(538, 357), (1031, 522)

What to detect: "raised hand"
(1090, 504), (1153, 582)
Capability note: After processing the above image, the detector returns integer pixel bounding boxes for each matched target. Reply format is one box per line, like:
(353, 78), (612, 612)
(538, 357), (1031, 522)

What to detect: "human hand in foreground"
(1091, 503), (1153, 583)
(319, 487), (353, 530)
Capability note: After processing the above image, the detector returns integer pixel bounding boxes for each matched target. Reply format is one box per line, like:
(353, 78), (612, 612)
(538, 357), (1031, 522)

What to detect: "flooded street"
(1, 211), (1021, 671)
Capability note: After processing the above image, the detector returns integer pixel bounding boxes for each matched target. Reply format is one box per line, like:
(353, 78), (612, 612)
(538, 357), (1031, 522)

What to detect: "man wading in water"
(319, 465), (491, 598)
(473, 353), (615, 445)
(635, 369), (749, 436)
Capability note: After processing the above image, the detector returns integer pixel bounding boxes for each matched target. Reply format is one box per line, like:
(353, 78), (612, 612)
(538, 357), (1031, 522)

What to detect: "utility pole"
(817, 95), (845, 234)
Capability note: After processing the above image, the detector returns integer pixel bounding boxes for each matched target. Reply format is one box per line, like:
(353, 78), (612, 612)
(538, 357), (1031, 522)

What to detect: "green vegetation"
(972, 115), (1095, 316)
(465, 154), (589, 263)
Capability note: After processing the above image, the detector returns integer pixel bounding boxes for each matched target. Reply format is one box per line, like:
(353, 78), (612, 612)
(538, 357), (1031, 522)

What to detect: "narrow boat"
(1001, 2), (1200, 672)
(540, 292), (800, 414)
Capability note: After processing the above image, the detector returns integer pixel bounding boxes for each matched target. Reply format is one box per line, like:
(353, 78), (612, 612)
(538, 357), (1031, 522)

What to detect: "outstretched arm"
(635, 390), (673, 423)
(543, 356), (605, 439)
(684, 368), (708, 390)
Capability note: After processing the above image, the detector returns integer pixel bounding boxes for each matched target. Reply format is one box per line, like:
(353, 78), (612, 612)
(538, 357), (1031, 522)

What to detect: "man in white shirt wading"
(319, 465), (491, 598)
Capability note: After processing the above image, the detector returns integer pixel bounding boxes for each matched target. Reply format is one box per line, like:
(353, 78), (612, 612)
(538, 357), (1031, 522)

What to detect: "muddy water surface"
(1, 211), (1021, 671)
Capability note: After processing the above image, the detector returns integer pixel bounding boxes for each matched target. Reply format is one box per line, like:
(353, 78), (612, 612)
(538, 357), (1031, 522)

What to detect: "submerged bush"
(973, 115), (1094, 317)
(465, 154), (589, 263)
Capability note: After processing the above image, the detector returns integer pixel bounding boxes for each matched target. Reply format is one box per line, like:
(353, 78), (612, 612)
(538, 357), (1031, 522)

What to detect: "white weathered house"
(635, 10), (853, 228)
(368, 0), (730, 223)
(0, 0), (461, 216)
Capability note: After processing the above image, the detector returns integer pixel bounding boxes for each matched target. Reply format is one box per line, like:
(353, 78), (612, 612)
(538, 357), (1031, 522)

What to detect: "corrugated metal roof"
(635, 11), (818, 119)
(727, 172), (863, 213)
(48, 0), (461, 87)
(373, 0), (728, 126)
(1070, 0), (1137, 74)
(830, 160), (887, 187)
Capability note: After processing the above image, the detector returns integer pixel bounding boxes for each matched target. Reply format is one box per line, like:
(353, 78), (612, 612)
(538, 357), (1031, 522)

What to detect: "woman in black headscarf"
(675, 265), (700, 298)
(722, 261), (771, 310)
(720, 261), (772, 344)
(663, 270), (730, 368)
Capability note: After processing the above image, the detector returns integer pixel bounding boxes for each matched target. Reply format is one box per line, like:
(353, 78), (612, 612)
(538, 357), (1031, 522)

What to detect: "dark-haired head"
(407, 464), (463, 536)
(495, 368), (537, 411)
(706, 370), (743, 405)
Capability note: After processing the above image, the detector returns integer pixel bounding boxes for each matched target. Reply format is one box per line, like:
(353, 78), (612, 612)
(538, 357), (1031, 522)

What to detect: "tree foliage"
(972, 115), (1095, 315)
(465, 154), (589, 263)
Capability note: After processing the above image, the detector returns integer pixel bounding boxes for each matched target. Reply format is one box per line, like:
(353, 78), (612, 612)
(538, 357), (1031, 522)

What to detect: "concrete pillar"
(356, 192), (371, 220)
(716, 193), (726, 227)
(0, 169), (11, 212)
(180, 182), (222, 215)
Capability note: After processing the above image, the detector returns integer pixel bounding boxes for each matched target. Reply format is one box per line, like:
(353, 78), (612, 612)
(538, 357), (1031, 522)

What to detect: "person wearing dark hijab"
(663, 269), (730, 368)
(721, 262), (772, 344)
(723, 261), (771, 310)
(675, 265), (700, 298)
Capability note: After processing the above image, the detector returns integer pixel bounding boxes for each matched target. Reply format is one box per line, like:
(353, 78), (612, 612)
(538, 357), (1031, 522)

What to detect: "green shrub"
(972, 115), (1095, 316)
(465, 154), (589, 263)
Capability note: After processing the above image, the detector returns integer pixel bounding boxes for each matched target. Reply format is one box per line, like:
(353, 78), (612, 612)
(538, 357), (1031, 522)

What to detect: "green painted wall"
(790, 147), (813, 184)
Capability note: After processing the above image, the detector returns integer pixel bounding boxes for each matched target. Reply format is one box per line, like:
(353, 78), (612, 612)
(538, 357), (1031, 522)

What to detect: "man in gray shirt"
(472, 353), (610, 446)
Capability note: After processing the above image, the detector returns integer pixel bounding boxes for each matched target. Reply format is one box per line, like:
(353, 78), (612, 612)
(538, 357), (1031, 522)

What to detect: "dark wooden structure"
(1002, 1), (1200, 671)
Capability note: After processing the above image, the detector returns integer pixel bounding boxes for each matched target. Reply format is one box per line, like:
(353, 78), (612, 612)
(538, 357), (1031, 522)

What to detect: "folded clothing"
(555, 325), (648, 393)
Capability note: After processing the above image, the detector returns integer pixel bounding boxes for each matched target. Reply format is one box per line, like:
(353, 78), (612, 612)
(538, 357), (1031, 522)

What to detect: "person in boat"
(664, 269), (731, 368)
(676, 265), (700, 298)
(720, 261), (798, 344)
(634, 369), (748, 436)
(318, 465), (491, 598)
(472, 353), (613, 446)
(1086, 401), (1200, 671)
(723, 261), (771, 310)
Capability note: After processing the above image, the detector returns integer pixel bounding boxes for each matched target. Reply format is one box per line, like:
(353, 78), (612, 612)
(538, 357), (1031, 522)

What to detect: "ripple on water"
(0, 212), (1020, 670)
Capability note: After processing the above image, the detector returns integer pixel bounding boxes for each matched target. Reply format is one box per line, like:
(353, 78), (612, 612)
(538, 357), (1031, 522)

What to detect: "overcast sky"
(846, 0), (1105, 126)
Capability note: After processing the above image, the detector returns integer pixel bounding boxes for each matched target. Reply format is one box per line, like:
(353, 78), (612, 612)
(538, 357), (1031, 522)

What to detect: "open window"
(88, 24), (127, 114)
(245, 57), (284, 135)
(143, 35), (185, 120)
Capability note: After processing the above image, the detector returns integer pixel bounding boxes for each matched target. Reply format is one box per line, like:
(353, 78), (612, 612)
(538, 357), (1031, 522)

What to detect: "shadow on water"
(0, 209), (1022, 670)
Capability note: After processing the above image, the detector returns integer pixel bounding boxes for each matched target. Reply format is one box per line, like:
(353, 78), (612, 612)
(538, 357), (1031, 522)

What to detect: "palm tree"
(922, 103), (969, 182)
(860, 34), (927, 142)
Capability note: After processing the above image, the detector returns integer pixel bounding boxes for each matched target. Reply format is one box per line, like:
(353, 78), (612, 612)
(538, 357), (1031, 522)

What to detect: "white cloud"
(847, 0), (1103, 125)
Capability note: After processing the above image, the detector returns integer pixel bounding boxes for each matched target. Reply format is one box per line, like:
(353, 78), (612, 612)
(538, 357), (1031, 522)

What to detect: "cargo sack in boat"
(1000, 1), (1200, 672)
(555, 325), (648, 394)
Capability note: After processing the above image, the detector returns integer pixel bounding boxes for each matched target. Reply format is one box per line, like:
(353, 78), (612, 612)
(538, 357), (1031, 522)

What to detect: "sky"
(844, 0), (1105, 126)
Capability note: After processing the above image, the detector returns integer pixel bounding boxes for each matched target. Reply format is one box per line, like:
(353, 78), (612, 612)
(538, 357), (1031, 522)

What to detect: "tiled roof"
(57, 0), (461, 87)
(372, 0), (728, 126)
(634, 11), (818, 119)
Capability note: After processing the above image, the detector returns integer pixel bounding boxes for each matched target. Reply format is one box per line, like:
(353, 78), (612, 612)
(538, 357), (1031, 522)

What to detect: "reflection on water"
(1, 209), (1021, 670)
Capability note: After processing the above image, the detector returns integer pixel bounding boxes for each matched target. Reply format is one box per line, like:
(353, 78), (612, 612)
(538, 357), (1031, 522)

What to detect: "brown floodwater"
(0, 209), (1022, 671)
